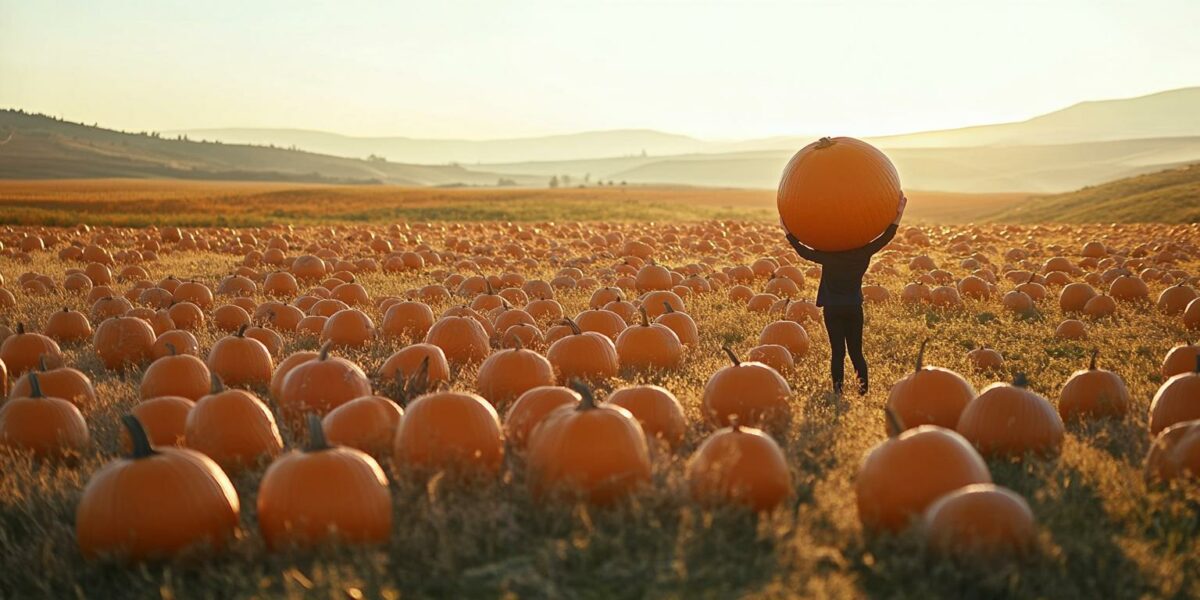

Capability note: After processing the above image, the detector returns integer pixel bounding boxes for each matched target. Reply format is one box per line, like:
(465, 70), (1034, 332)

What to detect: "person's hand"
(893, 193), (908, 225)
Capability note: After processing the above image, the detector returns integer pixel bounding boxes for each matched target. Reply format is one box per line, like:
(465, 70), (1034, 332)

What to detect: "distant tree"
(549, 175), (559, 188)
(562, 174), (572, 187)
(620, 180), (627, 186)
(583, 173), (591, 184)
(367, 154), (387, 163)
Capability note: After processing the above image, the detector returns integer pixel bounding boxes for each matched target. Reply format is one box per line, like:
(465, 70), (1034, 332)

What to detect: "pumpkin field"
(1, 203), (1199, 598)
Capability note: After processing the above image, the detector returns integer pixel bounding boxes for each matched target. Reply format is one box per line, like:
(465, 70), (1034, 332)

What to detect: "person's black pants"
(822, 304), (867, 394)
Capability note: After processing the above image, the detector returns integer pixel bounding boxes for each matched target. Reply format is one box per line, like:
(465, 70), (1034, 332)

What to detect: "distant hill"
(988, 162), (1200, 224)
(163, 127), (709, 165)
(0, 111), (539, 186)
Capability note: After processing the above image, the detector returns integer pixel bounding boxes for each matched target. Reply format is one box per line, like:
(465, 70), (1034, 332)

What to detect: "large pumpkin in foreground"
(777, 136), (900, 251)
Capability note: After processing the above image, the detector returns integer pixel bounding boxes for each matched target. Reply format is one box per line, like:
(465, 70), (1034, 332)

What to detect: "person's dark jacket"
(785, 224), (897, 307)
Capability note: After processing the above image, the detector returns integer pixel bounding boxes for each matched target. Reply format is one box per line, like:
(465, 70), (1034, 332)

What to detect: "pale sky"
(2, 0), (1197, 140)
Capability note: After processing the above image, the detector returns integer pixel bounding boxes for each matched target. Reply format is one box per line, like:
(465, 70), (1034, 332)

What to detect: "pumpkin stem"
(16, 322), (25, 335)
(729, 414), (741, 432)
(485, 279), (495, 295)
(318, 341), (333, 361)
(62, 306), (69, 313)
(38, 354), (49, 372)
(815, 136), (835, 149)
(561, 317), (582, 336)
(165, 342), (177, 356)
(1013, 372), (1029, 388)
(915, 339), (928, 373)
(884, 406), (905, 437)
(1089, 349), (1099, 371)
(122, 415), (157, 459)
(663, 301), (675, 314)
(638, 306), (649, 327)
(305, 413), (330, 452)
(27, 372), (44, 398)
(722, 345), (741, 366)
(1027, 273), (1035, 284)
(568, 379), (597, 410)
(210, 373), (225, 394)
(235, 323), (248, 338)
(512, 336), (524, 351)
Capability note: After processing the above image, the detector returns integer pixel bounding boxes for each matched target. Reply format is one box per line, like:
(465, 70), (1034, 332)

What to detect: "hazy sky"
(2, 0), (1197, 140)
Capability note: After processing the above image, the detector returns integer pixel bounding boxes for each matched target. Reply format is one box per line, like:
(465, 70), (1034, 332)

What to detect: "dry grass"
(0, 217), (1198, 599)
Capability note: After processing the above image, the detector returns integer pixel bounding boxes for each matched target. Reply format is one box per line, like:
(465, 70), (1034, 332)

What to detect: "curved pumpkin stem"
(27, 372), (44, 398)
(561, 317), (582, 336)
(62, 306), (70, 313)
(567, 379), (596, 410)
(638, 306), (649, 327)
(1089, 349), (1099, 371)
(729, 414), (741, 433)
(317, 341), (333, 361)
(722, 345), (741, 367)
(915, 339), (928, 373)
(165, 342), (178, 357)
(305, 413), (330, 452)
(1027, 273), (1036, 285)
(122, 415), (157, 459)
(663, 301), (675, 314)
(884, 406), (905, 438)
(512, 335), (524, 351)
(235, 323), (248, 338)
(16, 322), (25, 335)
(815, 136), (835, 149)
(37, 354), (49, 373)
(1013, 372), (1029, 388)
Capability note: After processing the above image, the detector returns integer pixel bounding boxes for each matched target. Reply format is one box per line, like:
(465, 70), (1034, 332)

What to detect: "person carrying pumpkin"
(780, 193), (906, 396)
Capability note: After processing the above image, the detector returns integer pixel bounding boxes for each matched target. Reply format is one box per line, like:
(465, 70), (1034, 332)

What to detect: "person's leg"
(823, 308), (847, 394)
(846, 304), (868, 395)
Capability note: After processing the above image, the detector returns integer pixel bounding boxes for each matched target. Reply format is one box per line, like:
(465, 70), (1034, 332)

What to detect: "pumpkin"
(257, 415), (392, 550)
(614, 307), (683, 371)
(270, 350), (319, 402)
(8, 356), (96, 406)
(654, 303), (698, 346)
(777, 136), (900, 252)
(92, 316), (155, 371)
(45, 307), (93, 343)
(685, 420), (791, 512)
(185, 375), (284, 472)
(746, 344), (794, 375)
(956, 373), (1065, 457)
(922, 484), (1035, 555)
(526, 382), (651, 504)
(77, 415), (239, 561)
(212, 304), (251, 332)
(1058, 350), (1130, 420)
(278, 342), (372, 421)
(856, 409), (991, 532)
(475, 339), (555, 406)
(1162, 343), (1200, 377)
(1157, 283), (1198, 315)
(606, 385), (687, 448)
(546, 318), (620, 383)
(139, 343), (211, 401)
(0, 372), (89, 458)
(1148, 356), (1200, 436)
(1054, 319), (1088, 340)
(378, 344), (452, 391)
(702, 347), (791, 429)
(124, 396), (195, 449)
(1059, 282), (1097, 313)
(152, 329), (199, 359)
(1108, 274), (1149, 302)
(323, 395), (404, 459)
(206, 324), (274, 388)
(380, 301), (435, 340)
(886, 341), (976, 434)
(1082, 294), (1117, 319)
(0, 323), (64, 376)
(1144, 419), (1200, 483)
(320, 308), (374, 348)
(1185, 298), (1200, 331)
(393, 390), (504, 477)
(635, 264), (673, 292)
(758, 320), (810, 358)
(504, 386), (580, 450)
(424, 315), (491, 366)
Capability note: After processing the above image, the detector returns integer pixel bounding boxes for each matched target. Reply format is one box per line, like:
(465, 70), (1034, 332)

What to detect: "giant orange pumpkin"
(777, 137), (900, 251)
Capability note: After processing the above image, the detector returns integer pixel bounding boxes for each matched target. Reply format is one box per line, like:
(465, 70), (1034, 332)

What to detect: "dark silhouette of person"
(780, 194), (907, 395)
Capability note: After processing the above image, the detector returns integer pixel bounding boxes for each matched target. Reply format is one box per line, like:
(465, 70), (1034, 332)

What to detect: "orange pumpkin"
(380, 301), (435, 340)
(185, 375), (283, 472)
(685, 421), (791, 512)
(966, 346), (1004, 372)
(323, 395), (404, 459)
(0, 372), (89, 458)
(1059, 282), (1097, 313)
(257, 415), (392, 550)
(526, 382), (651, 504)
(1162, 343), (1200, 378)
(206, 324), (274, 388)
(0, 323), (64, 376)
(393, 390), (504, 477)
(504, 386), (580, 450)
(606, 385), (687, 449)
(653, 303), (698, 346)
(45, 307), (93, 343)
(424, 315), (491, 366)
(140, 344), (211, 401)
(8, 356), (96, 406)
(778, 136), (900, 252)
(378, 344), (452, 390)
(546, 318), (620, 383)
(1148, 356), (1200, 436)
(278, 342), (372, 421)
(886, 341), (976, 434)
(93, 316), (155, 371)
(1157, 283), (1198, 316)
(615, 307), (683, 371)
(856, 411), (991, 532)
(957, 374), (1065, 457)
(320, 308), (375, 348)
(1058, 350), (1130, 421)
(758, 320), (810, 358)
(270, 350), (319, 402)
(475, 340), (555, 407)
(1145, 419), (1200, 483)
(922, 484), (1035, 555)
(124, 396), (195, 449)
(77, 415), (239, 561)
(702, 347), (791, 429)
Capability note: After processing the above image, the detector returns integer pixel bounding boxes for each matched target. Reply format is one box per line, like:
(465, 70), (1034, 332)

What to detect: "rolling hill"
(987, 162), (1200, 224)
(0, 111), (540, 187)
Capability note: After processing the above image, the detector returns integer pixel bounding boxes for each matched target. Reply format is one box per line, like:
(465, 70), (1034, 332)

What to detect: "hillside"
(989, 162), (1200, 224)
(0, 111), (539, 186)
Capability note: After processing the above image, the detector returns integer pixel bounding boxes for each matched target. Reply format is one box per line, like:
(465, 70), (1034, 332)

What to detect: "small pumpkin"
(475, 339), (555, 407)
(654, 302), (698, 346)
(886, 341), (976, 434)
(0, 323), (64, 376)
(424, 315), (491, 366)
(123, 396), (195, 449)
(278, 342), (372, 421)
(206, 324), (274, 388)
(546, 318), (620, 383)
(0, 372), (89, 458)
(606, 385), (687, 449)
(702, 347), (791, 429)
(140, 343), (211, 401)
(1058, 350), (1130, 420)
(614, 307), (683, 371)
(8, 356), (96, 406)
(1148, 355), (1200, 436)
(45, 307), (93, 343)
(1144, 418), (1200, 483)
(922, 484), (1035, 555)
(503, 386), (579, 450)
(185, 375), (284, 472)
(685, 420), (791, 512)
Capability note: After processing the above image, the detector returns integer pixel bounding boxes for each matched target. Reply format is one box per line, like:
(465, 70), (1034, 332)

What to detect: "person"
(779, 194), (907, 396)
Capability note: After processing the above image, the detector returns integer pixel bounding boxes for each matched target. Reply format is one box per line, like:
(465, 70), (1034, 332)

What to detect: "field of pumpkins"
(1, 219), (1199, 598)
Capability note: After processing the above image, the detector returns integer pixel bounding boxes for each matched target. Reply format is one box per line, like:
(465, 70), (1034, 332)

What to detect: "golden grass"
(0, 218), (1198, 599)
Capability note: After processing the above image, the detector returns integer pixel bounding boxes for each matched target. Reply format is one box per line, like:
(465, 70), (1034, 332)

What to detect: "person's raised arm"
(855, 193), (907, 257)
(779, 216), (824, 263)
